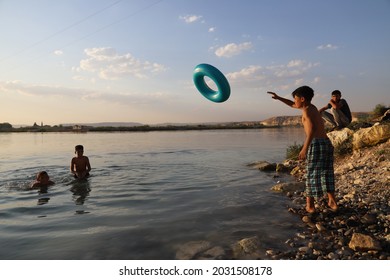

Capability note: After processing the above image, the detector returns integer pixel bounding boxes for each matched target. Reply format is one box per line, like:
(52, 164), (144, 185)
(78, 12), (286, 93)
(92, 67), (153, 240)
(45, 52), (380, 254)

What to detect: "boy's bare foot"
(306, 197), (315, 213)
(328, 202), (338, 212)
(327, 192), (338, 212)
(305, 205), (315, 214)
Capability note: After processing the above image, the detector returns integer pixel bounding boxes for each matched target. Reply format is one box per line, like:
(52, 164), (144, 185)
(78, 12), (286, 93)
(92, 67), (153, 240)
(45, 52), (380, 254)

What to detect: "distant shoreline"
(0, 122), (279, 133)
(0, 112), (370, 133)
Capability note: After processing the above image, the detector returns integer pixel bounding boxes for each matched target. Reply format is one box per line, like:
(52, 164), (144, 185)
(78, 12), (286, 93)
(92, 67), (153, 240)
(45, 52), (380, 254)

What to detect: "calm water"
(0, 128), (304, 259)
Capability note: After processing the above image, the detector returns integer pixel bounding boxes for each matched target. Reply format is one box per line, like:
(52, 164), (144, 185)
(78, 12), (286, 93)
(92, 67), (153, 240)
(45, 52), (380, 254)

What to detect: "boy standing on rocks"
(268, 86), (338, 213)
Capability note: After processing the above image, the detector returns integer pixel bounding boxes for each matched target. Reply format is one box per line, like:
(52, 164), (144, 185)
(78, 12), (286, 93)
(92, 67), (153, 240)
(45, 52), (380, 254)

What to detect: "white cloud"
(226, 59), (319, 90)
(287, 60), (304, 68)
(0, 80), (171, 105)
(270, 60), (318, 78)
(208, 27), (216, 32)
(53, 50), (63, 56)
(0, 80), (81, 98)
(76, 47), (166, 80)
(227, 65), (263, 80)
(215, 42), (253, 58)
(179, 14), (202, 23)
(317, 44), (339, 50)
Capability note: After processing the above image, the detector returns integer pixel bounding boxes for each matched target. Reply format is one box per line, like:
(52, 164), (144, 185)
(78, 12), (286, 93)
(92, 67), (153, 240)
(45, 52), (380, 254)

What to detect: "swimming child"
(70, 145), (91, 179)
(31, 171), (55, 189)
(268, 86), (338, 213)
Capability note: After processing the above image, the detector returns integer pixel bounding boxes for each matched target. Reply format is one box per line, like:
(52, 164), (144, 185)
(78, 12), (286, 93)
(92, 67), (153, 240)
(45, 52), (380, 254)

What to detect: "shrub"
(372, 104), (388, 118)
(286, 142), (303, 160)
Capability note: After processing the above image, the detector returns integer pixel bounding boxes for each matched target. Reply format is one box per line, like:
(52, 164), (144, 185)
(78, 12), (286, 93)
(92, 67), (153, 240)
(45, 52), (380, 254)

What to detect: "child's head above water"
(75, 144), (84, 152)
(75, 144), (84, 156)
(36, 171), (50, 182)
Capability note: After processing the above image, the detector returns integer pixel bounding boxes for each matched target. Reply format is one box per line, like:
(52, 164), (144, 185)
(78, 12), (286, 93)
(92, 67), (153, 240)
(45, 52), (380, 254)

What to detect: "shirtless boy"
(70, 145), (91, 179)
(268, 86), (338, 213)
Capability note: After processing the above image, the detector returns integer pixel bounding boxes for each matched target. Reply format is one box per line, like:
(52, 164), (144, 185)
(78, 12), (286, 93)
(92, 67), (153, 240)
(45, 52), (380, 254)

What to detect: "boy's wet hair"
(292, 85), (314, 102)
(75, 144), (84, 151)
(37, 171), (48, 180)
(331, 90), (341, 96)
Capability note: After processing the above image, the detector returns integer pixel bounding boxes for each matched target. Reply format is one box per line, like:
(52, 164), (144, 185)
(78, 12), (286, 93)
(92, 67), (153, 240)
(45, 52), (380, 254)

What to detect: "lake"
(0, 128), (305, 259)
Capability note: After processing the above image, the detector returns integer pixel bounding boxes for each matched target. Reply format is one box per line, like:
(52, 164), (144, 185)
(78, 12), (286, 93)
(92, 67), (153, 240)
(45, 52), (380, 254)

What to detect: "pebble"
(315, 223), (326, 232)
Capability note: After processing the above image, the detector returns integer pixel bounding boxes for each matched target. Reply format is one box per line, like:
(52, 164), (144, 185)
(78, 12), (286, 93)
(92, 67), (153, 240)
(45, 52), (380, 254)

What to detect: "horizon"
(10, 110), (375, 128)
(1, 0), (389, 126)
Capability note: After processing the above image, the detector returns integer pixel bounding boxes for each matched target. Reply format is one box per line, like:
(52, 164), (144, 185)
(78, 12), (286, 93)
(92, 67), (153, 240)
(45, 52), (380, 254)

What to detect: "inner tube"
(193, 63), (230, 103)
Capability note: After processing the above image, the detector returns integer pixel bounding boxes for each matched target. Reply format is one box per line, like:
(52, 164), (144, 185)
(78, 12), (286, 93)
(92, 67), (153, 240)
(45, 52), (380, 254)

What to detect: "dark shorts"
(305, 138), (335, 198)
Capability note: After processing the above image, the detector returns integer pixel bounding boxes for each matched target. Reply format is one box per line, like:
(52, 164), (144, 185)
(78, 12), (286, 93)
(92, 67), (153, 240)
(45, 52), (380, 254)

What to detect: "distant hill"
(259, 112), (371, 127)
(61, 122), (144, 127)
(260, 115), (302, 126)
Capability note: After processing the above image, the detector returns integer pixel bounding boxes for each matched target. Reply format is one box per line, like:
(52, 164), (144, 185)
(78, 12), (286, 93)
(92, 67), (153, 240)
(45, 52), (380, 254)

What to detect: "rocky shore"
(175, 121), (389, 260)
(252, 122), (390, 260)
(267, 139), (390, 260)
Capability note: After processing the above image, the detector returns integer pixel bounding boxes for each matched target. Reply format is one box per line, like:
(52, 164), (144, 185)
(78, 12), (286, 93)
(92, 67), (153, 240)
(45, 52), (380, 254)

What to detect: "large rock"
(348, 233), (382, 251)
(232, 236), (262, 258)
(352, 123), (390, 150)
(327, 128), (354, 149)
(175, 240), (212, 260)
(271, 182), (305, 193)
(247, 161), (276, 171)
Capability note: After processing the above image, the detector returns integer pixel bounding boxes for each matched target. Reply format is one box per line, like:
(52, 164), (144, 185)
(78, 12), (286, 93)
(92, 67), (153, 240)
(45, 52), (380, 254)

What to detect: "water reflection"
(70, 179), (91, 205)
(37, 186), (50, 205)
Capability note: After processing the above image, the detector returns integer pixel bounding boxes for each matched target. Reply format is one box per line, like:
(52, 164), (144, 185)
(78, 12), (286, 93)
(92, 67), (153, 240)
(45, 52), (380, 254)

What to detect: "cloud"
(226, 59), (319, 90)
(313, 76), (320, 84)
(317, 44), (339, 50)
(208, 27), (216, 32)
(179, 14), (202, 23)
(227, 65), (263, 81)
(53, 50), (63, 56)
(0, 80), (81, 98)
(215, 42), (253, 58)
(0, 80), (171, 105)
(270, 60), (319, 78)
(75, 47), (166, 80)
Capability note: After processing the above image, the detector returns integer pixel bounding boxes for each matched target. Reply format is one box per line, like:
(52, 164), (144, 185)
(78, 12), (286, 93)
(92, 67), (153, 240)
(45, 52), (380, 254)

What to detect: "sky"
(0, 0), (389, 126)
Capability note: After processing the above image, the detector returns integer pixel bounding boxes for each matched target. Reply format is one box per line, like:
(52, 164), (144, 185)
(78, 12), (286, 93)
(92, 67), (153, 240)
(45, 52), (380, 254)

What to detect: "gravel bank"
(270, 139), (390, 260)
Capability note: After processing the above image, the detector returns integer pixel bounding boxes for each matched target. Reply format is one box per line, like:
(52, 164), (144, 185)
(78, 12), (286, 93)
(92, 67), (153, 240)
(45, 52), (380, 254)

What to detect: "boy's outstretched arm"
(267, 91), (295, 108)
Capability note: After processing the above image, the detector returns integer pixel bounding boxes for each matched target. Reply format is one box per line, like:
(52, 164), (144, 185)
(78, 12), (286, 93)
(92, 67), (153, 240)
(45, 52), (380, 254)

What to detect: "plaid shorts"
(305, 138), (335, 198)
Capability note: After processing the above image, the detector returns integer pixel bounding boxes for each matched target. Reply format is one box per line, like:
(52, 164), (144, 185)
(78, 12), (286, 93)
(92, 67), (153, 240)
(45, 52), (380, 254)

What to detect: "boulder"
(175, 240), (212, 260)
(348, 233), (382, 251)
(327, 128), (354, 149)
(276, 163), (290, 172)
(232, 236), (261, 258)
(238, 236), (261, 254)
(247, 161), (276, 171)
(271, 182), (305, 193)
(202, 246), (226, 259)
(352, 123), (390, 150)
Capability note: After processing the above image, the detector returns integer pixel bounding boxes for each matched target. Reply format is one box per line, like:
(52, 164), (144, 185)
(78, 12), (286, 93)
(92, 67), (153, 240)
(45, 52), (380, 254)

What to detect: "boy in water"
(268, 86), (338, 213)
(71, 145), (91, 179)
(31, 171), (55, 189)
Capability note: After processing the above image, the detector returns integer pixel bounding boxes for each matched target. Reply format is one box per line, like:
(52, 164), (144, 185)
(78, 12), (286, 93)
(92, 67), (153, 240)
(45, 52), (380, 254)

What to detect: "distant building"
(73, 125), (83, 131)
